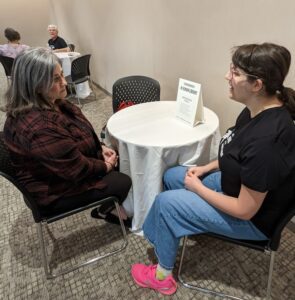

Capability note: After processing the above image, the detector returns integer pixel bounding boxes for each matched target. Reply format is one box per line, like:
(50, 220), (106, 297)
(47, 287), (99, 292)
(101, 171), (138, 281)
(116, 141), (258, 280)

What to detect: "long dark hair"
(232, 43), (295, 119)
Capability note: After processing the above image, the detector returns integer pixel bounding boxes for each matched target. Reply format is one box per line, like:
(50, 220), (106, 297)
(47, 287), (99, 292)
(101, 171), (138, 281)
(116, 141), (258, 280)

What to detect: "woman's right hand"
(187, 160), (219, 178)
(187, 166), (208, 178)
(104, 152), (118, 173)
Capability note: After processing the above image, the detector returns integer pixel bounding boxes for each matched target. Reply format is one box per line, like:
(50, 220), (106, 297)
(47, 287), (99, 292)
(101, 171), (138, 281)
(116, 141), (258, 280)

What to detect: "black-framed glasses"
(229, 63), (260, 80)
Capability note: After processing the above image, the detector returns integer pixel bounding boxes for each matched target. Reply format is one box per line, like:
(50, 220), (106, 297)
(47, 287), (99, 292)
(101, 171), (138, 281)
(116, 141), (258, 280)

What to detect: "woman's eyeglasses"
(229, 63), (260, 80)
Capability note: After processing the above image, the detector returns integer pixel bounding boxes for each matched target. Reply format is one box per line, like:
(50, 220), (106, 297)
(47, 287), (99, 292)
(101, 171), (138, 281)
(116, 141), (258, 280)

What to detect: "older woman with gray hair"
(3, 47), (132, 227)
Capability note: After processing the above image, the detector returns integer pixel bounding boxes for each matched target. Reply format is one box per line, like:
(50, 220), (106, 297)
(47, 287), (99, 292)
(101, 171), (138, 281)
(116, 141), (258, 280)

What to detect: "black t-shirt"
(219, 106), (295, 237)
(48, 36), (67, 50)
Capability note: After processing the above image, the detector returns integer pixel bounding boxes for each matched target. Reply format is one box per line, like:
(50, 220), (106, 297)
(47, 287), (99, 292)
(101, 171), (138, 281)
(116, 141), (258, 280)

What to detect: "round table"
(106, 101), (220, 232)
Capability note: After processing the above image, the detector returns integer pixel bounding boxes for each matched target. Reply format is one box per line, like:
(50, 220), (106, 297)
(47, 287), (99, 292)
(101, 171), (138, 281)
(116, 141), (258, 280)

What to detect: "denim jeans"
(142, 166), (268, 270)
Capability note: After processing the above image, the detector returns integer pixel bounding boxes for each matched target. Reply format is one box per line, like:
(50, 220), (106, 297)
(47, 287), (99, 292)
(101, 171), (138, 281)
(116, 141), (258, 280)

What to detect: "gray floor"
(0, 67), (294, 300)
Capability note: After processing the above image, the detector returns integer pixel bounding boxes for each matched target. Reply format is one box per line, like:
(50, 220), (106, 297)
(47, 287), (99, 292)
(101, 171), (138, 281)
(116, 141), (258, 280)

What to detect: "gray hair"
(4, 47), (61, 117)
(48, 24), (58, 31)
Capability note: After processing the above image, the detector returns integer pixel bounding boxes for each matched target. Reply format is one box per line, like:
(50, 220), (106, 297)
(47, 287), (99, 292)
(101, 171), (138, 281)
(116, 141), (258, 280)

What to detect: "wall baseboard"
(93, 82), (112, 96)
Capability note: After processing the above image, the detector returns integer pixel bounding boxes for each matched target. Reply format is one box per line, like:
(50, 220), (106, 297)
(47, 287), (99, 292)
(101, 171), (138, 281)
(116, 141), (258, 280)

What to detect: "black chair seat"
(38, 196), (115, 224)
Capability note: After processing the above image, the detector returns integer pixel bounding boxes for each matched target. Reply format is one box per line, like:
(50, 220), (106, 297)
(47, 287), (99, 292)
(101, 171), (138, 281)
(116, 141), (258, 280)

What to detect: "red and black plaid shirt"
(4, 100), (108, 206)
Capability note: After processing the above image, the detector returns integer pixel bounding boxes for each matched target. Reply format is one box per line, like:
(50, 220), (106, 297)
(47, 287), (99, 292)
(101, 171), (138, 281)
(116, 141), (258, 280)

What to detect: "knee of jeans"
(155, 191), (175, 214)
(163, 166), (183, 187)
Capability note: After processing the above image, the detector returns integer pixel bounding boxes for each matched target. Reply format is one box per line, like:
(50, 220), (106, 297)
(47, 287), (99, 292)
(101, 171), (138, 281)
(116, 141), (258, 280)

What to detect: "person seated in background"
(0, 27), (29, 58)
(3, 47), (132, 227)
(131, 43), (295, 295)
(47, 24), (69, 53)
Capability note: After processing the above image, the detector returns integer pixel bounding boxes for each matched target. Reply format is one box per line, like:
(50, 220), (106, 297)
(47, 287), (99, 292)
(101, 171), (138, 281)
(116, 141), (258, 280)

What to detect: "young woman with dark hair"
(131, 43), (295, 295)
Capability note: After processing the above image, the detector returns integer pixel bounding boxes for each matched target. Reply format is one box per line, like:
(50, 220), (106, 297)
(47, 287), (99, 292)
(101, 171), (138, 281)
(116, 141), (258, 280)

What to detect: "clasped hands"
(184, 166), (207, 193)
(102, 145), (118, 172)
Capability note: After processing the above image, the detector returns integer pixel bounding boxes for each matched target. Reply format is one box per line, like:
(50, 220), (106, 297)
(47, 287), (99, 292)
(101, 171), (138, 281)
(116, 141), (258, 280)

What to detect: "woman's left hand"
(102, 145), (116, 158)
(102, 145), (118, 166)
(184, 171), (202, 193)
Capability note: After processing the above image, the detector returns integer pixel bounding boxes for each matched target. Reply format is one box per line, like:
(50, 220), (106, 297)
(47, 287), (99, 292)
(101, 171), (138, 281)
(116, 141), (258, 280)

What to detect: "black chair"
(68, 43), (75, 52)
(0, 133), (128, 279)
(0, 55), (14, 83)
(100, 75), (161, 140)
(112, 75), (160, 112)
(177, 204), (295, 300)
(66, 54), (95, 107)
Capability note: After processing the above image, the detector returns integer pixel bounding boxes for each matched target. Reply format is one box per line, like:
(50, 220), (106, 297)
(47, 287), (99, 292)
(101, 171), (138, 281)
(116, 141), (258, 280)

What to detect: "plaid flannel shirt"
(4, 100), (108, 206)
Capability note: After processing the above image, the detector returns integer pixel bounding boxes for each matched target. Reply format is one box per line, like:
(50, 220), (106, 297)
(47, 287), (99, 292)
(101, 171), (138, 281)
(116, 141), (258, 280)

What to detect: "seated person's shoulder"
(57, 36), (67, 46)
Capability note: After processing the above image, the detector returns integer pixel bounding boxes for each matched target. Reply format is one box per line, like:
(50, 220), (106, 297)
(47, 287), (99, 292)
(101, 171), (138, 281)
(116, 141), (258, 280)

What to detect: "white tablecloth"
(106, 101), (220, 232)
(55, 52), (80, 76)
(55, 52), (92, 99)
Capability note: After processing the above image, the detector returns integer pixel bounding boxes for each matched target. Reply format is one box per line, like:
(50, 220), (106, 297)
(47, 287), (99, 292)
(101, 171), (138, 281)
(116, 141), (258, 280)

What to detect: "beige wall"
(0, 0), (50, 47)
(1, 0), (295, 133)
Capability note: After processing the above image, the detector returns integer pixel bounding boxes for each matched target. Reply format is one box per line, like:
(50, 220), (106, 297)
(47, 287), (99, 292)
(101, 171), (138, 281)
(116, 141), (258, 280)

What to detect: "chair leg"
(73, 84), (82, 108)
(37, 222), (51, 279)
(69, 84), (74, 96)
(266, 251), (275, 300)
(177, 236), (273, 300)
(37, 200), (128, 279)
(89, 78), (96, 100)
(65, 83), (75, 100)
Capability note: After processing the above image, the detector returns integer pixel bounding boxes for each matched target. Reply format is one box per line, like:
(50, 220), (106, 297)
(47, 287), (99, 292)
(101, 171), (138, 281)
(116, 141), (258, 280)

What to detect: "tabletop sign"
(175, 78), (204, 127)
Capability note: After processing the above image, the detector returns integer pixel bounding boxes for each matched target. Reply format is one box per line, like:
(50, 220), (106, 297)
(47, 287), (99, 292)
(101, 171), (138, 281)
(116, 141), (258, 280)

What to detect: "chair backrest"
(68, 43), (75, 52)
(0, 55), (14, 77)
(112, 75), (160, 113)
(268, 202), (295, 251)
(0, 132), (42, 222)
(71, 54), (91, 83)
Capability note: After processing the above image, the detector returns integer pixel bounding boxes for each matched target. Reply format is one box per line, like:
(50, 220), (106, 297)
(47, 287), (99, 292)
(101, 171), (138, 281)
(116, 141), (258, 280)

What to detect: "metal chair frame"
(0, 133), (128, 279)
(177, 206), (295, 300)
(37, 198), (127, 279)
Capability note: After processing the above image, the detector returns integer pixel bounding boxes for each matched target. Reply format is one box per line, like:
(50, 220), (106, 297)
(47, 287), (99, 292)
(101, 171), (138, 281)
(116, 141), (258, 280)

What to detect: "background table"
(55, 52), (92, 99)
(55, 52), (80, 76)
(106, 101), (220, 232)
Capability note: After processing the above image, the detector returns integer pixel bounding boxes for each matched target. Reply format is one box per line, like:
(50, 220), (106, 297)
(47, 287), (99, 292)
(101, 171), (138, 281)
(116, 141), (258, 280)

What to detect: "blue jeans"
(142, 166), (268, 270)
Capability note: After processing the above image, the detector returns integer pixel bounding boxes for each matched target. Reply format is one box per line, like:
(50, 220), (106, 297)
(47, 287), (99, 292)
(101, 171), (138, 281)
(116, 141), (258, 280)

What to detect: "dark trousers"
(42, 171), (131, 216)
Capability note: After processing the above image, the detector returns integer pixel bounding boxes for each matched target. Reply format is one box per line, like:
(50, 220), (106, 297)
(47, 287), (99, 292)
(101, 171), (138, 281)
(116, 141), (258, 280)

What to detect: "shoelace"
(144, 266), (174, 291)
